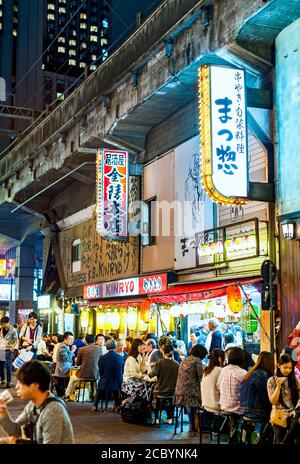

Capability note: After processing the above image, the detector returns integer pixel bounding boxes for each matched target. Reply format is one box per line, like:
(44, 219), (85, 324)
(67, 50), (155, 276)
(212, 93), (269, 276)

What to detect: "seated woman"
(241, 351), (274, 422)
(121, 338), (147, 398)
(217, 347), (247, 440)
(267, 354), (300, 444)
(148, 344), (179, 425)
(174, 344), (208, 431)
(201, 348), (225, 413)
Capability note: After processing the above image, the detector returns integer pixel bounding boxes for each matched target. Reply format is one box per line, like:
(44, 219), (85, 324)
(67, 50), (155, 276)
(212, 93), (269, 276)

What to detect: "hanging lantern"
(138, 316), (148, 332)
(226, 286), (242, 314)
(104, 312), (112, 331)
(96, 312), (105, 330)
(80, 310), (89, 329)
(140, 300), (151, 323)
(127, 308), (137, 330)
(111, 311), (120, 330)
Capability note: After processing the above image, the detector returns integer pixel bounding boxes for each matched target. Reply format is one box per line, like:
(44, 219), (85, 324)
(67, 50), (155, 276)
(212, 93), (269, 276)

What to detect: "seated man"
(37, 334), (53, 362)
(93, 339), (125, 412)
(54, 332), (76, 397)
(0, 360), (74, 444)
(65, 334), (101, 400)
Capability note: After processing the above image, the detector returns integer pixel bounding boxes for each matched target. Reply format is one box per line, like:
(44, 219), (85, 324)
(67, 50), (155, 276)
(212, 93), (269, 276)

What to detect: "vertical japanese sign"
(0, 260), (6, 277)
(198, 65), (248, 205)
(96, 149), (128, 239)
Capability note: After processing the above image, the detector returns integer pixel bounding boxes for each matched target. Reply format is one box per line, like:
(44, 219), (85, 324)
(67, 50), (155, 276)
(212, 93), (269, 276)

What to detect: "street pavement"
(0, 384), (212, 445)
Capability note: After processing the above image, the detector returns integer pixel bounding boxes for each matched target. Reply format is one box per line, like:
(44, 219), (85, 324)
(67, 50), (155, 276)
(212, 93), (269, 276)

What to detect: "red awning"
(85, 297), (146, 307)
(148, 277), (262, 304)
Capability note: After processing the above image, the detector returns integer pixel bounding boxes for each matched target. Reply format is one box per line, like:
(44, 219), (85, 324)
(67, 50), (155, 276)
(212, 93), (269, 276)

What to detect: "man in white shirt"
(37, 334), (52, 362)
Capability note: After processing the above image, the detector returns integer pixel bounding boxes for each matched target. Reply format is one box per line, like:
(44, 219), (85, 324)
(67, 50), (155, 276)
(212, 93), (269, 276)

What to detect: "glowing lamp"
(127, 309), (137, 330)
(140, 300), (151, 323)
(226, 286), (242, 314)
(96, 312), (105, 330)
(104, 312), (112, 331)
(281, 221), (295, 240)
(138, 316), (148, 332)
(111, 311), (120, 330)
(80, 310), (89, 329)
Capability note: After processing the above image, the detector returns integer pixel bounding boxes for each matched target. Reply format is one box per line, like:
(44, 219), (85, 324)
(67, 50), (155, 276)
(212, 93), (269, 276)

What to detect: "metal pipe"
(10, 161), (95, 214)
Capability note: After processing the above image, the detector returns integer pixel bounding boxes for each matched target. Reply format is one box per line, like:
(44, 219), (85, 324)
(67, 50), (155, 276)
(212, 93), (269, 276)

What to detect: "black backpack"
(120, 394), (152, 425)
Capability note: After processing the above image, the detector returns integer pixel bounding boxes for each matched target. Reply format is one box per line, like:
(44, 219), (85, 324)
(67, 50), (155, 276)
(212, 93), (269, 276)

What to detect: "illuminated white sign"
(0, 284), (15, 301)
(198, 65), (249, 205)
(210, 66), (248, 198)
(37, 295), (51, 309)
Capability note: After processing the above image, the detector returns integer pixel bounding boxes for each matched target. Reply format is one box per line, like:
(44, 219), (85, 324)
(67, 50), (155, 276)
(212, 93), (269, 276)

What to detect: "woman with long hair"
(267, 354), (300, 444)
(174, 344), (208, 431)
(201, 349), (225, 413)
(121, 338), (146, 398)
(240, 351), (275, 421)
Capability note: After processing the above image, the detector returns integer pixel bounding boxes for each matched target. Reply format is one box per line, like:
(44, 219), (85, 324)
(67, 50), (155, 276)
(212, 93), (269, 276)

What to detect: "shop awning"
(147, 277), (262, 304)
(85, 297), (147, 307)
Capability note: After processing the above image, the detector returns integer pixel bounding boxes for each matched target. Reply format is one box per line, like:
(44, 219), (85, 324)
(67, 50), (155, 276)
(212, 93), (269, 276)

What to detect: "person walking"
(208, 318), (224, 353)
(0, 360), (74, 444)
(19, 312), (42, 360)
(0, 317), (18, 388)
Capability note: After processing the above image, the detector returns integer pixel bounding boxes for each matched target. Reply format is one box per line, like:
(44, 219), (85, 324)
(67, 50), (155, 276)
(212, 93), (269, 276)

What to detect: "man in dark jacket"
(208, 318), (224, 353)
(93, 339), (125, 412)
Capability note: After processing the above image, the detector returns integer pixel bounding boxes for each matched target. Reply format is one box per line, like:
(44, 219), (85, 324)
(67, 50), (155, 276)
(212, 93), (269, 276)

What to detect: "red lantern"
(140, 300), (151, 323)
(226, 285), (242, 314)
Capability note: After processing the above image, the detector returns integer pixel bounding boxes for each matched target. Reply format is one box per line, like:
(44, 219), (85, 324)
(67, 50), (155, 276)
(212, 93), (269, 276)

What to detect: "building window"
(69, 39), (76, 46)
(80, 23), (87, 29)
(91, 54), (97, 61)
(57, 92), (65, 101)
(81, 43), (87, 49)
(72, 30), (77, 36)
(59, 6), (66, 14)
(90, 35), (97, 42)
(68, 59), (76, 66)
(80, 13), (87, 20)
(102, 19), (108, 28)
(90, 64), (97, 71)
(72, 240), (81, 273)
(101, 38), (107, 46)
(58, 46), (65, 53)
(79, 62), (86, 68)
(58, 36), (66, 43)
(48, 3), (55, 10)
(141, 198), (157, 246)
(47, 13), (55, 21)
(69, 49), (76, 56)
(12, 29), (17, 36)
(90, 25), (98, 32)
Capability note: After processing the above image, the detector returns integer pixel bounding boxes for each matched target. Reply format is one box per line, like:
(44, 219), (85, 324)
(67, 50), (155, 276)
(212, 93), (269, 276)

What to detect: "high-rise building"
(0, 0), (111, 152)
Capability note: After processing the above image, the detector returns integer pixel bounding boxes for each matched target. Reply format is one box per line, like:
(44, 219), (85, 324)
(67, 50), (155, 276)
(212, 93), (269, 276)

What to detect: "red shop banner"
(83, 273), (168, 300)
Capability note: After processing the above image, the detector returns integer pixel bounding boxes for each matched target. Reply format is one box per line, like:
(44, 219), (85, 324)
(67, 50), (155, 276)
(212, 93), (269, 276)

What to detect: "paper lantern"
(226, 286), (242, 314)
(127, 309), (137, 330)
(140, 300), (151, 323)
(80, 310), (89, 328)
(96, 312), (105, 330)
(138, 316), (148, 332)
(104, 312), (112, 331)
(111, 311), (120, 330)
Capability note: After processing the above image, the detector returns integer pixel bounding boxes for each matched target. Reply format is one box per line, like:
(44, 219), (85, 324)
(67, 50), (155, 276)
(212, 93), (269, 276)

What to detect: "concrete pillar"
(9, 244), (35, 324)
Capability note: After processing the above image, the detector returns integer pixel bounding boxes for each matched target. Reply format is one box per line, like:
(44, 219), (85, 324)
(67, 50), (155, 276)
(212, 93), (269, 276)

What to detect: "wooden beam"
(247, 88), (273, 109)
